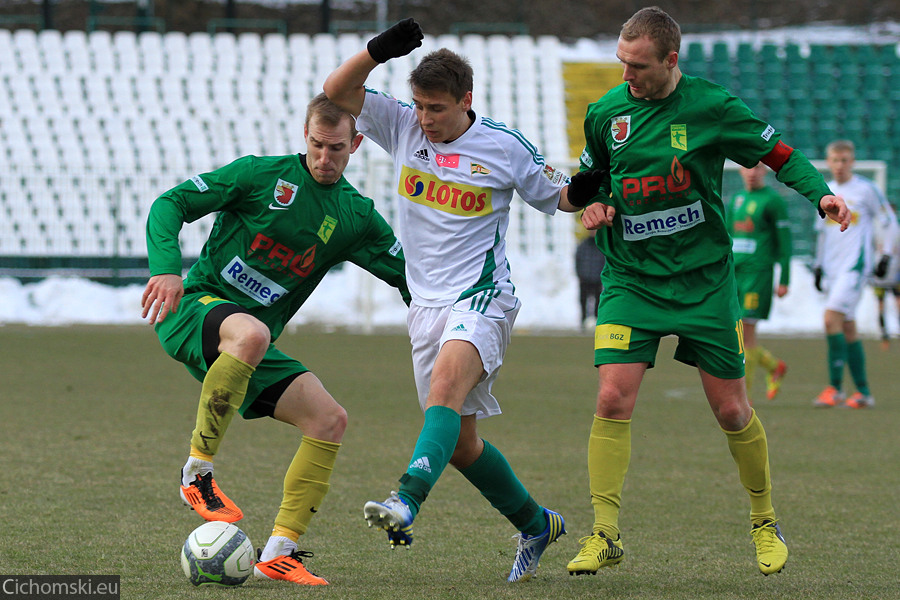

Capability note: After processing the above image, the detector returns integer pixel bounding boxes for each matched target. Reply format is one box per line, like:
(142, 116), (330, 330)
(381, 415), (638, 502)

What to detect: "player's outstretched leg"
(254, 537), (328, 585)
(364, 491), (414, 548)
(750, 520), (788, 575)
(507, 508), (566, 582)
(566, 531), (625, 575)
(179, 457), (243, 522)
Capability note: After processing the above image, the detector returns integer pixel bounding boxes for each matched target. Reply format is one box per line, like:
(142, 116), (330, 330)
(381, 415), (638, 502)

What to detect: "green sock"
(847, 340), (871, 396)
(826, 333), (847, 389)
(458, 440), (545, 536)
(398, 405), (460, 518)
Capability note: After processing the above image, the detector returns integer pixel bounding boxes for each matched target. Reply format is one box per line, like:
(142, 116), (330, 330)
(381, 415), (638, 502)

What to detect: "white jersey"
(816, 174), (894, 277)
(357, 88), (567, 306)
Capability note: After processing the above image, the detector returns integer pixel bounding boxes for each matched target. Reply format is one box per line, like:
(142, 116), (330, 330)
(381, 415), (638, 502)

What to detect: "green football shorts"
(734, 266), (775, 321)
(593, 256), (745, 379)
(154, 291), (308, 419)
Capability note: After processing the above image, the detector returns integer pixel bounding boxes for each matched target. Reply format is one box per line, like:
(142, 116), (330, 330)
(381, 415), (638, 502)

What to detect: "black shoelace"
(193, 472), (225, 510)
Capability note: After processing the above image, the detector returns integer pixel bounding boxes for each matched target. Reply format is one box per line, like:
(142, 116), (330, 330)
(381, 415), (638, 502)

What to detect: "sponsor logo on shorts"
(621, 200), (706, 241)
(221, 257), (288, 306)
(595, 324), (631, 350)
(399, 166), (491, 217)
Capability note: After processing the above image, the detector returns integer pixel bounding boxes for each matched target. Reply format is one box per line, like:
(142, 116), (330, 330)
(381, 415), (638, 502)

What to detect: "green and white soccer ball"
(181, 521), (255, 587)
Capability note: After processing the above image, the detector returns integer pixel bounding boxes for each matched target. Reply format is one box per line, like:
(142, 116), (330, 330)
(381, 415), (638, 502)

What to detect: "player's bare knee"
(220, 314), (270, 364)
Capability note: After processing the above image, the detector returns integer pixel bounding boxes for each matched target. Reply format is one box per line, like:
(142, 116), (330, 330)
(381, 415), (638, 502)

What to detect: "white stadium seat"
(2, 29), (570, 260)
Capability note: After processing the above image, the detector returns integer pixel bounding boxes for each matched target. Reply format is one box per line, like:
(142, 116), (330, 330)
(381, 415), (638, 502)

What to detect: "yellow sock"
(588, 416), (631, 537)
(744, 347), (760, 394)
(756, 345), (779, 373)
(271, 525), (300, 543)
(189, 352), (255, 456)
(274, 436), (341, 536)
(723, 410), (776, 524)
(189, 447), (214, 462)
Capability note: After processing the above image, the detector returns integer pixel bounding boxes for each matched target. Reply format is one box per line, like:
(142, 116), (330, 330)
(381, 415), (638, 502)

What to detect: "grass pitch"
(1, 326), (898, 599)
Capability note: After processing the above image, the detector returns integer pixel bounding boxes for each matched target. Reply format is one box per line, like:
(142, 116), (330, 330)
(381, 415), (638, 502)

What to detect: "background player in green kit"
(726, 163), (791, 401)
(140, 93), (409, 586)
(565, 7), (850, 578)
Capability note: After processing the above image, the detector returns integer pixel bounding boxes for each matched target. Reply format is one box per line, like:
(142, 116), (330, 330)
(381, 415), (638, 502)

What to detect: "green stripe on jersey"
(481, 117), (543, 165)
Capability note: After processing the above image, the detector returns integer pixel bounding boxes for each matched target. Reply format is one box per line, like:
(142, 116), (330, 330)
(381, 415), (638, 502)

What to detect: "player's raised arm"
(323, 18), (423, 117)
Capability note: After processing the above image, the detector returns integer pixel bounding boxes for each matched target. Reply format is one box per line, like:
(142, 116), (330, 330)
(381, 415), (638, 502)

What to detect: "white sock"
(181, 457), (214, 487)
(259, 536), (297, 563)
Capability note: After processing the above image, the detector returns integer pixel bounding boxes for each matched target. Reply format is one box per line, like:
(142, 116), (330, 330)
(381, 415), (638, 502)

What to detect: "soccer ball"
(181, 521), (255, 587)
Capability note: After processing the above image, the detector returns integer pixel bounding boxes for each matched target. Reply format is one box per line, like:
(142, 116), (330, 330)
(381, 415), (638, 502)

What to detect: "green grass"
(1, 326), (898, 599)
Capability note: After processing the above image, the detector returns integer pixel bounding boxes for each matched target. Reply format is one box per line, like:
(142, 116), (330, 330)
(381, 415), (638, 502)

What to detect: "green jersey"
(580, 74), (829, 280)
(726, 186), (792, 286)
(147, 154), (410, 341)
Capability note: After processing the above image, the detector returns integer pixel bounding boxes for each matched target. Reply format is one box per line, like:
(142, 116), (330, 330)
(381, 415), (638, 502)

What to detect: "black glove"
(568, 168), (609, 208)
(813, 266), (823, 292)
(874, 255), (891, 278)
(367, 18), (424, 63)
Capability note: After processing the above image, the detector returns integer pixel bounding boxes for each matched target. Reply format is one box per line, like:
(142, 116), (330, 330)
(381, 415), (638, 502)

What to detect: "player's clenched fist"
(367, 18), (424, 63)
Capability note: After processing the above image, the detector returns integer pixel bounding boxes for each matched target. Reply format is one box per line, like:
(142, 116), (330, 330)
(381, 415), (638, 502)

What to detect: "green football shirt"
(580, 74), (827, 280)
(147, 154), (409, 341)
(726, 185), (792, 286)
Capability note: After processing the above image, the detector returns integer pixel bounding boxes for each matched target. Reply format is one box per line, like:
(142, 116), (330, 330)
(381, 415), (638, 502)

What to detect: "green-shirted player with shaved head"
(141, 93), (409, 586)
(565, 6), (851, 578)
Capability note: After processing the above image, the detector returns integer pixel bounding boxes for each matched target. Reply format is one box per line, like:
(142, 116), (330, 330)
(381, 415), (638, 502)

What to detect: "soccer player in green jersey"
(565, 7), (850, 577)
(726, 163), (791, 401)
(141, 93), (410, 586)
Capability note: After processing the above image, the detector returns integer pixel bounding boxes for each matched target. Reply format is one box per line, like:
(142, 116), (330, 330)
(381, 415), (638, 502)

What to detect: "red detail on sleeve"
(761, 140), (794, 172)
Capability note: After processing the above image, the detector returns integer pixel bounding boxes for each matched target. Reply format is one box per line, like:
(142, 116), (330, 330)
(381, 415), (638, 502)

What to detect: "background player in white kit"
(324, 18), (587, 582)
(812, 139), (895, 408)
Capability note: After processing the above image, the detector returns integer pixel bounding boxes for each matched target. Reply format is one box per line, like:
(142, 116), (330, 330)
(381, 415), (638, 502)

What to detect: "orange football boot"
(254, 550), (328, 586)
(180, 472), (243, 522)
(765, 360), (788, 401)
(812, 386), (844, 408)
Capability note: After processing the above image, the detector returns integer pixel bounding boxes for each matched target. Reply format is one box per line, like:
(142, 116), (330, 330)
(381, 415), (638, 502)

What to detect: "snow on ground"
(1, 257), (896, 339)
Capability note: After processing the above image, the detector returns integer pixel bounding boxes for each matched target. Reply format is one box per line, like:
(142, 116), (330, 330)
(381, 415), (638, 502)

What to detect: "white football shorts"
(824, 269), (864, 317)
(407, 288), (520, 418)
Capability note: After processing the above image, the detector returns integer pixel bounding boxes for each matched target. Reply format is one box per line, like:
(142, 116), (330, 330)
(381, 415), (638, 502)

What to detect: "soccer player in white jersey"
(813, 139), (895, 408)
(324, 18), (587, 582)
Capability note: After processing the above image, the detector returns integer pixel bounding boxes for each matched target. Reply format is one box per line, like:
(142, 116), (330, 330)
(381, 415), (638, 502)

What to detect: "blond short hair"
(621, 6), (681, 61)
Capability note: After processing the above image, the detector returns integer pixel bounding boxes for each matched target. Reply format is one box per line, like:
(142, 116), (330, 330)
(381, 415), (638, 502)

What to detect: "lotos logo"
(404, 174), (425, 197)
(399, 166), (492, 217)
